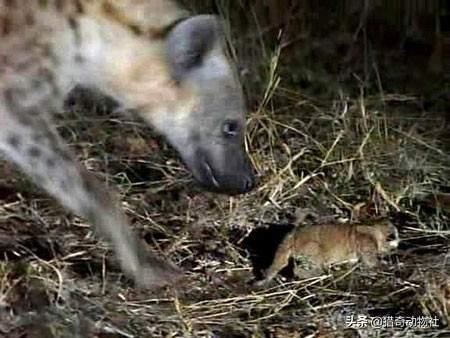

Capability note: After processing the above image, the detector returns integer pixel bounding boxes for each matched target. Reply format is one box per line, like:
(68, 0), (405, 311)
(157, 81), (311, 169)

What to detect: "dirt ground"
(1, 1), (449, 337)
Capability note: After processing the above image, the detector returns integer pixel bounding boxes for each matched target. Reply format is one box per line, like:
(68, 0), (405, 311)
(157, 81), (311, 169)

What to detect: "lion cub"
(255, 216), (399, 286)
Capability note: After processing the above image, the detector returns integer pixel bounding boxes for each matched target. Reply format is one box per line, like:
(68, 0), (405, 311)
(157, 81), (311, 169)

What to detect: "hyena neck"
(64, 5), (188, 112)
(73, 18), (177, 110)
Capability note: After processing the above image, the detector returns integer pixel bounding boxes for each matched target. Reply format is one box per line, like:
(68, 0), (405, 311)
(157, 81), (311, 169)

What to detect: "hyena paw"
(133, 257), (185, 289)
(252, 275), (271, 288)
(252, 279), (267, 288)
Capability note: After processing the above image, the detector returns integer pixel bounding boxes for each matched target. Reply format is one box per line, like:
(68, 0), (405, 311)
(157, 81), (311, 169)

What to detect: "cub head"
(356, 221), (399, 253)
(149, 15), (255, 195)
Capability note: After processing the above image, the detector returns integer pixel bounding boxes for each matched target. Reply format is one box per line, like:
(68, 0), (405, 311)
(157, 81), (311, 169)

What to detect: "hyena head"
(148, 15), (255, 195)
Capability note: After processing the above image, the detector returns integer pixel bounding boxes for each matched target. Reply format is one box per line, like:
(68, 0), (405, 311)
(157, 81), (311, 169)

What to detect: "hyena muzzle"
(0, 0), (255, 288)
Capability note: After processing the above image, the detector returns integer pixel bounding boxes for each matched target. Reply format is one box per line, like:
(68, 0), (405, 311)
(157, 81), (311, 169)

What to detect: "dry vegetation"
(1, 1), (449, 337)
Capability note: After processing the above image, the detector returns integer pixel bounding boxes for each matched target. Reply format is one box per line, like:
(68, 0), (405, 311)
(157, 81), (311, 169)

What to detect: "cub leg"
(254, 231), (296, 286)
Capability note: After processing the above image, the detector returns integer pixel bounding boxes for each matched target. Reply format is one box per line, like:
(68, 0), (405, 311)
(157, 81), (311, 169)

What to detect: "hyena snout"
(193, 145), (255, 195)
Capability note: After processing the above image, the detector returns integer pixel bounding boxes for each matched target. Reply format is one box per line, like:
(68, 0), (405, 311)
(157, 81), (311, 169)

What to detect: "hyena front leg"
(0, 112), (183, 288)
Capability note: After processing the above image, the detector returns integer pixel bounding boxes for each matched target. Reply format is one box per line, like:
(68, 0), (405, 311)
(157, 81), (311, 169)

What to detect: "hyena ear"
(166, 15), (222, 81)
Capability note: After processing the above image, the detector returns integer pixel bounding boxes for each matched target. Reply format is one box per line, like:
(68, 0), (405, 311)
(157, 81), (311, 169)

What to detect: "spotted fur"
(0, 0), (254, 288)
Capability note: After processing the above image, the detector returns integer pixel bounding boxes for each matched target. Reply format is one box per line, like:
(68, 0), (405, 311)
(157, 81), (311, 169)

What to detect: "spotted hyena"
(0, 0), (255, 288)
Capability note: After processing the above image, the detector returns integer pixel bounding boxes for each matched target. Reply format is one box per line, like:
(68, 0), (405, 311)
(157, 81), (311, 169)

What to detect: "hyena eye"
(222, 120), (240, 138)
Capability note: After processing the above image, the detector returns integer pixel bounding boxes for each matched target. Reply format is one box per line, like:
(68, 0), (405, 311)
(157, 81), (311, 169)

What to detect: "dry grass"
(1, 1), (450, 337)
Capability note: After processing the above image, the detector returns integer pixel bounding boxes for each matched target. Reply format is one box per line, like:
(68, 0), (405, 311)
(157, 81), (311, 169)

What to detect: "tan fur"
(256, 219), (399, 286)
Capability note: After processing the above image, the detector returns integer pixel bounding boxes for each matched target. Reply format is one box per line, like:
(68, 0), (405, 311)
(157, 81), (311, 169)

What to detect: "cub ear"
(165, 15), (222, 81)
